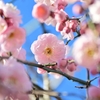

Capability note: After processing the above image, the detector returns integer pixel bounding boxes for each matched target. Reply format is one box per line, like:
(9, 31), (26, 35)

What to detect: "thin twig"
(87, 69), (90, 82)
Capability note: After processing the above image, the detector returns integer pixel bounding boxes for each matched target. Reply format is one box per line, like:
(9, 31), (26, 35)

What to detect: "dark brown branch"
(0, 56), (88, 86)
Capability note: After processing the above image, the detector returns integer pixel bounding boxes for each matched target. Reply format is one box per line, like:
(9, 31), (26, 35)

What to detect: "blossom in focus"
(89, 0), (100, 23)
(31, 33), (67, 64)
(88, 86), (100, 100)
(72, 31), (100, 69)
(32, 3), (50, 22)
(1, 26), (26, 52)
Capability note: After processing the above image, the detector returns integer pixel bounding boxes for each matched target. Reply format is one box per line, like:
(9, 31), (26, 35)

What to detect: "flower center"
(0, 24), (5, 32)
(9, 32), (14, 38)
(44, 47), (52, 56)
(38, 6), (47, 16)
(87, 49), (95, 57)
(9, 77), (17, 85)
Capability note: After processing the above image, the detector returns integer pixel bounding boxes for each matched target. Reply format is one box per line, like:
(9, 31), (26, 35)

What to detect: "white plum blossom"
(89, 0), (100, 23)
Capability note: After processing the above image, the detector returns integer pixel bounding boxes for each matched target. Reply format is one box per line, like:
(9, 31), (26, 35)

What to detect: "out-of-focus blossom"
(0, 83), (12, 100)
(79, 22), (88, 35)
(55, 0), (68, 10)
(4, 3), (22, 25)
(34, 0), (57, 10)
(0, 17), (8, 35)
(31, 33), (67, 64)
(0, 82), (30, 100)
(72, 4), (84, 15)
(89, 0), (100, 24)
(1, 57), (32, 93)
(0, 1), (22, 26)
(32, 3), (50, 22)
(13, 48), (26, 60)
(0, 48), (26, 61)
(88, 86), (100, 100)
(8, 92), (30, 100)
(59, 19), (79, 40)
(66, 0), (79, 3)
(72, 30), (100, 69)
(1, 26), (26, 52)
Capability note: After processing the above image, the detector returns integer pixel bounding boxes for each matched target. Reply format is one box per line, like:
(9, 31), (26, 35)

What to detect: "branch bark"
(0, 56), (88, 86)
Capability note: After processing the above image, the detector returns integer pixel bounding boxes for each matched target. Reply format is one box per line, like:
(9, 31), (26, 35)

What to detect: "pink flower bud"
(32, 3), (50, 22)
(72, 4), (84, 15)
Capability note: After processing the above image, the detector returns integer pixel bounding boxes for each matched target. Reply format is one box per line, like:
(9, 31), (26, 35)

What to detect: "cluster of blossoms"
(31, 33), (77, 75)
(31, 0), (100, 99)
(31, 0), (100, 74)
(32, 0), (100, 74)
(32, 0), (81, 40)
(0, 1), (32, 100)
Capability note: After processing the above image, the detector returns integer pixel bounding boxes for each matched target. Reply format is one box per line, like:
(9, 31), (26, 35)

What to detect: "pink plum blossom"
(72, 4), (84, 15)
(0, 48), (26, 60)
(34, 0), (57, 11)
(1, 26), (26, 52)
(0, 17), (8, 35)
(88, 86), (100, 100)
(0, 83), (12, 100)
(72, 31), (100, 69)
(31, 33), (67, 64)
(3, 3), (22, 26)
(1, 57), (32, 93)
(59, 57), (77, 72)
(0, 1), (22, 26)
(55, 0), (68, 10)
(7, 92), (30, 100)
(32, 3), (50, 22)
(11, 48), (26, 60)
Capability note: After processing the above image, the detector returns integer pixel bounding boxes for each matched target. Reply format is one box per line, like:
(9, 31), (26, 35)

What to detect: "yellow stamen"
(44, 47), (52, 56)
